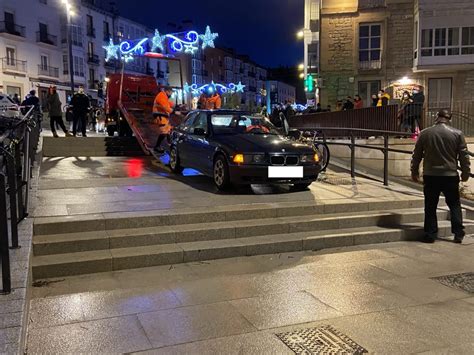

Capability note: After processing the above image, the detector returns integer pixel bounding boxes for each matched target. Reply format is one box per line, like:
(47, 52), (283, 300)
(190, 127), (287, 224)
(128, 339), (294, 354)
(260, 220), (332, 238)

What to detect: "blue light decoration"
(184, 81), (246, 96)
(103, 26), (219, 62)
(103, 39), (120, 61)
(199, 26), (219, 50)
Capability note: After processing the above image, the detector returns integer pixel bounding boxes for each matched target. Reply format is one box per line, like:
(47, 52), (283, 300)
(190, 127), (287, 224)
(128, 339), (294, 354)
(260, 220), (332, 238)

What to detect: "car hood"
(213, 134), (314, 154)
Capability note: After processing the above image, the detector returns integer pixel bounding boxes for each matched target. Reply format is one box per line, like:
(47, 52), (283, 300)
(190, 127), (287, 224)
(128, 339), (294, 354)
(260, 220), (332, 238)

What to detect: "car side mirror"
(193, 128), (206, 136)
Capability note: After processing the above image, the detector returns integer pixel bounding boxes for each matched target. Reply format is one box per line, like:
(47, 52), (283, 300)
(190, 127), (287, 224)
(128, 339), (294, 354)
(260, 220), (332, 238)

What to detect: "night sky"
(115, 0), (304, 68)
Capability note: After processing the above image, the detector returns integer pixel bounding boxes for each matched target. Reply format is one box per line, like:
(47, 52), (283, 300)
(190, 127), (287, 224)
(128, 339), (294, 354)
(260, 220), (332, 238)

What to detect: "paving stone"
(29, 294), (85, 329)
(138, 302), (256, 348)
(0, 300), (23, 315)
(27, 315), (152, 353)
(0, 327), (21, 345)
(230, 291), (342, 330)
(0, 312), (23, 329)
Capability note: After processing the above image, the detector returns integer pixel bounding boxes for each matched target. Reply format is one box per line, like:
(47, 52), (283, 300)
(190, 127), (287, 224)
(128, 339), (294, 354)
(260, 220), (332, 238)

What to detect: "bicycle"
(288, 129), (330, 172)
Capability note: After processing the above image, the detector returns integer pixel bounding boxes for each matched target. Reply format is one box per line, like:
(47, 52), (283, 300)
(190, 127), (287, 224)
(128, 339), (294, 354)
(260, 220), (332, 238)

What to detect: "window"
(63, 54), (68, 74)
(4, 12), (14, 25)
(6, 47), (15, 65)
(461, 27), (474, 55)
(73, 56), (84, 77)
(87, 15), (93, 29)
(414, 21), (418, 59)
(39, 22), (48, 38)
(448, 28), (460, 55)
(192, 113), (208, 134)
(71, 25), (83, 47)
(103, 21), (110, 39)
(358, 80), (381, 107)
(40, 55), (48, 69)
(434, 28), (446, 56)
(88, 41), (94, 56)
(421, 29), (433, 56)
(359, 24), (381, 65)
(428, 78), (452, 111)
(89, 68), (96, 88)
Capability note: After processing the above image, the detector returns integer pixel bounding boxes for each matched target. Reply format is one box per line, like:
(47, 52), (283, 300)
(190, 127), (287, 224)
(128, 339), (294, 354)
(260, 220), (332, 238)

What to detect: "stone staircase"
(42, 136), (146, 157)
(31, 199), (474, 280)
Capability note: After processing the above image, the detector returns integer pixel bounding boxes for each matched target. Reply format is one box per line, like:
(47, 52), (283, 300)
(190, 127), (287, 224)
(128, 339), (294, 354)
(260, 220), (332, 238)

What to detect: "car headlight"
(252, 154), (265, 163)
(301, 153), (320, 163)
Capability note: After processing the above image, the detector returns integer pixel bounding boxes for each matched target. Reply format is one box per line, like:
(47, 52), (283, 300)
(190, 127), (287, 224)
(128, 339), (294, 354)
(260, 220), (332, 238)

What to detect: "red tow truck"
(105, 73), (186, 154)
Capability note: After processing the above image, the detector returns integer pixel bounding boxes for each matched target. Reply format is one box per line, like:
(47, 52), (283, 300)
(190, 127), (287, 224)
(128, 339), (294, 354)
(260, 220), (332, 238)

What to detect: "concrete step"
(31, 221), (474, 280)
(33, 198), (425, 236)
(42, 136), (145, 157)
(32, 208), (447, 256)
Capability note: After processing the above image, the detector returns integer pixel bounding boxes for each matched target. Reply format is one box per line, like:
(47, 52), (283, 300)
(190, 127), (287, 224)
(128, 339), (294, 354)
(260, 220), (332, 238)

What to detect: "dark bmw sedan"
(169, 110), (321, 190)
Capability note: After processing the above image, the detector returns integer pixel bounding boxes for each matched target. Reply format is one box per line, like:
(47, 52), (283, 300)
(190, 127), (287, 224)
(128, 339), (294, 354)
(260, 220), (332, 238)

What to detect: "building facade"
(304, 0), (474, 113)
(266, 80), (297, 107)
(0, 0), (166, 108)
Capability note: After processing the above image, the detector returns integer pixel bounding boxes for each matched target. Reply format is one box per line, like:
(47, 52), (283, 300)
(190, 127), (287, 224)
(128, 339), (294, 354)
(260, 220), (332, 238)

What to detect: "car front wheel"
(169, 146), (184, 174)
(213, 155), (231, 190)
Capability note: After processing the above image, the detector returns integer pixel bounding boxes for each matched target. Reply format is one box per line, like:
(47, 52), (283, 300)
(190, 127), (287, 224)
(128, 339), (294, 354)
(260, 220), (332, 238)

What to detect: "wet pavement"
(26, 241), (474, 354)
(22, 156), (474, 354)
(35, 156), (423, 218)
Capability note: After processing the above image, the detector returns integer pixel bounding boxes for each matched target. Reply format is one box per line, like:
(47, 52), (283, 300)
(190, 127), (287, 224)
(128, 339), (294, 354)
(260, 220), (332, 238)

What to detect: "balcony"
(38, 65), (59, 78)
(359, 60), (382, 70)
(87, 27), (96, 38)
(0, 21), (26, 37)
(87, 54), (100, 65)
(359, 0), (386, 9)
(36, 31), (57, 46)
(2, 58), (27, 75)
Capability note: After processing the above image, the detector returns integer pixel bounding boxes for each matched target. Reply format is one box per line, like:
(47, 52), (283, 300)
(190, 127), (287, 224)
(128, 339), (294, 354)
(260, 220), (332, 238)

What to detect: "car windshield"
(211, 115), (280, 135)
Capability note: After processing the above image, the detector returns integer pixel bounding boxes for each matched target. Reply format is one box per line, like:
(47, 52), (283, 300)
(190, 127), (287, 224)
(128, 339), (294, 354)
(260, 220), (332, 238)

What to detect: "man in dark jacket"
(70, 86), (90, 137)
(47, 86), (71, 137)
(411, 109), (471, 244)
(21, 90), (41, 115)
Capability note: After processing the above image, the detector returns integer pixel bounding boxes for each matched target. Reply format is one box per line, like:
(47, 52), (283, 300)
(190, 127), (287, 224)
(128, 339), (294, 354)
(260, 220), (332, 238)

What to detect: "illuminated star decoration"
(234, 81), (245, 93)
(199, 26), (218, 50)
(151, 30), (165, 52)
(184, 44), (198, 54)
(103, 39), (119, 61)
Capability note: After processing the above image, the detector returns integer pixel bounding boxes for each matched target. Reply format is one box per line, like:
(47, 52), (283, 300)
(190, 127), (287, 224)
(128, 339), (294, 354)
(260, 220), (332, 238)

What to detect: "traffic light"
(305, 74), (314, 92)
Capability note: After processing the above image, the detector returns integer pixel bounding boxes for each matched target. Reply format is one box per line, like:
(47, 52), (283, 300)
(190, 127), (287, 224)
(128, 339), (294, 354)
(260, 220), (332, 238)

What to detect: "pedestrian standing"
(371, 94), (378, 107)
(47, 86), (71, 138)
(354, 95), (364, 109)
(343, 96), (354, 110)
(411, 109), (471, 244)
(70, 86), (90, 137)
(12, 93), (20, 105)
(377, 90), (390, 106)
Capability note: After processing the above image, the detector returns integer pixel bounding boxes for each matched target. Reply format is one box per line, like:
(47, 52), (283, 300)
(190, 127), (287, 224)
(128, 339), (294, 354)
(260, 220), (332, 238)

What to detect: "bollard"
(350, 133), (356, 178)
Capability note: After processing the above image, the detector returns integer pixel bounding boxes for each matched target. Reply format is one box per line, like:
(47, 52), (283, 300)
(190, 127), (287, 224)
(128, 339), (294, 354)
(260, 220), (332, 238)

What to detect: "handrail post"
(350, 132), (355, 178)
(23, 128), (31, 215)
(6, 149), (19, 249)
(14, 143), (26, 220)
(383, 134), (389, 186)
(0, 169), (11, 294)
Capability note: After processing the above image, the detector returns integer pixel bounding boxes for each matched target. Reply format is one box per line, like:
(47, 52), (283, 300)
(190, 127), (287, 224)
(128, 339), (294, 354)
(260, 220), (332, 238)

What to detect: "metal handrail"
(1, 105), (39, 295)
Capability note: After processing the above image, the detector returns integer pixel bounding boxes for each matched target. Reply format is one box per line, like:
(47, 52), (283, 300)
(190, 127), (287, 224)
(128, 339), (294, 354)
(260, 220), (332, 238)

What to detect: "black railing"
(38, 65), (59, 78)
(0, 21), (25, 37)
(1, 106), (41, 295)
(1, 58), (27, 73)
(87, 53), (100, 64)
(36, 31), (57, 46)
(359, 60), (382, 70)
(104, 59), (118, 68)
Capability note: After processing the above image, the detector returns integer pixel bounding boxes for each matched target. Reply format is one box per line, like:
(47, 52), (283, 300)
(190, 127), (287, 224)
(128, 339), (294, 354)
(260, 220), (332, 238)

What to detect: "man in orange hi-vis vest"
(206, 92), (222, 110)
(153, 86), (174, 153)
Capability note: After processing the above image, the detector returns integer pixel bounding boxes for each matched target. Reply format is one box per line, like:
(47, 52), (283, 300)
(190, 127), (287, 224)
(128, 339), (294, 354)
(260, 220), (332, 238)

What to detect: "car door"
(175, 112), (198, 167)
(186, 112), (214, 175)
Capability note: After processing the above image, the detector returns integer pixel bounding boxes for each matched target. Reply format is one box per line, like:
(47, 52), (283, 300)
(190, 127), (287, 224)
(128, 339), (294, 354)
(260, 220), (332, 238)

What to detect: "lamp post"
(63, 0), (75, 100)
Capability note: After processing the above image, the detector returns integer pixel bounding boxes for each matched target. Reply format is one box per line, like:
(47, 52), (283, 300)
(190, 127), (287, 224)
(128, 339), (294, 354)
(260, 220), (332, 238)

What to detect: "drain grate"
(318, 176), (355, 186)
(432, 272), (474, 294)
(276, 325), (368, 354)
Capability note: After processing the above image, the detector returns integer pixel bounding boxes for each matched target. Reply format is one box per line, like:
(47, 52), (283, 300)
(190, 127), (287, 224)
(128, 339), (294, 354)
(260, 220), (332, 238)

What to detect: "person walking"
(70, 86), (90, 137)
(47, 86), (71, 138)
(411, 109), (471, 244)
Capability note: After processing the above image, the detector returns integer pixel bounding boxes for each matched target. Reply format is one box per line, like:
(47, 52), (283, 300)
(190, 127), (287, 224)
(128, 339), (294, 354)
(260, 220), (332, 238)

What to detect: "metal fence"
(423, 101), (474, 136)
(1, 107), (40, 295)
(289, 105), (400, 137)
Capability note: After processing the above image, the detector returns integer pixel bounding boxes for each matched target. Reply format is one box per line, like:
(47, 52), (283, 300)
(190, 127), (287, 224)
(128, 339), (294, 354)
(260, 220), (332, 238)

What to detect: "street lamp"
(298, 63), (304, 71)
(296, 30), (304, 39)
(62, 0), (75, 100)
(299, 73), (305, 79)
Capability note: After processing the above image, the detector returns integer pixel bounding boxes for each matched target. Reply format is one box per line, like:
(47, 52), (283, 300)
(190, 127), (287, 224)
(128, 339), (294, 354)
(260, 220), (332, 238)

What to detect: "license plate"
(268, 166), (304, 178)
